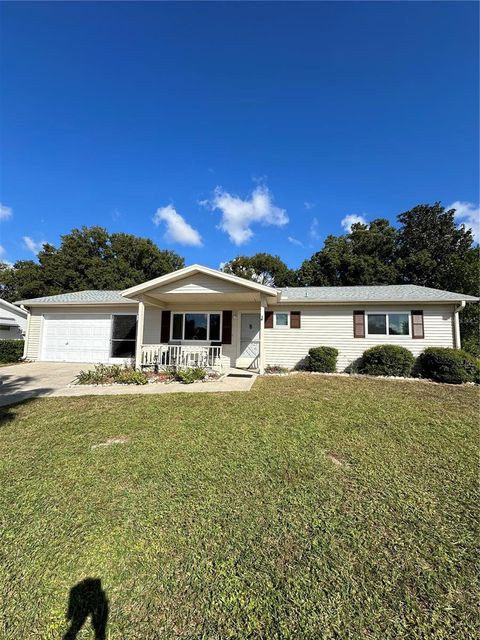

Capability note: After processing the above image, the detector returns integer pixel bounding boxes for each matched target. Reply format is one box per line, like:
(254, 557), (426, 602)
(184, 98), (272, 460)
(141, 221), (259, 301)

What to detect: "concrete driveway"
(0, 362), (84, 407)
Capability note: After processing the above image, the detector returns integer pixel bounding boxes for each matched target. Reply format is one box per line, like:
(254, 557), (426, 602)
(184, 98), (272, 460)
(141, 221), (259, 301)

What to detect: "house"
(0, 298), (28, 341)
(15, 264), (478, 373)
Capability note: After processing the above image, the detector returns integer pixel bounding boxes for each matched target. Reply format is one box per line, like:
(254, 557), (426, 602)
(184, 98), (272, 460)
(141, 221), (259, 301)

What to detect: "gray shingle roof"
(279, 284), (478, 303)
(15, 290), (135, 305)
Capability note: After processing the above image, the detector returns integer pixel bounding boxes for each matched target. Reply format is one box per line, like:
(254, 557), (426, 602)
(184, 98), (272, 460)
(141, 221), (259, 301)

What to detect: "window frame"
(110, 313), (138, 358)
(365, 311), (411, 338)
(170, 311), (222, 342)
(274, 311), (290, 329)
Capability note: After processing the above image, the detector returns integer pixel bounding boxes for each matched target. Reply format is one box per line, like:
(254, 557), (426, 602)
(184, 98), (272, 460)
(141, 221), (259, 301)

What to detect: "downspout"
(453, 301), (465, 349)
(21, 305), (30, 360)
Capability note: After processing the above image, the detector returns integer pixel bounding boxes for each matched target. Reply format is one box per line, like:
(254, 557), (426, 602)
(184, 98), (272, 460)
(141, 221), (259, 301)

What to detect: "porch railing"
(140, 344), (223, 371)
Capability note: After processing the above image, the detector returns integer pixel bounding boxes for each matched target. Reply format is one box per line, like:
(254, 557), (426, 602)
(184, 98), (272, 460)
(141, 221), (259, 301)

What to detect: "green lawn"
(0, 376), (478, 639)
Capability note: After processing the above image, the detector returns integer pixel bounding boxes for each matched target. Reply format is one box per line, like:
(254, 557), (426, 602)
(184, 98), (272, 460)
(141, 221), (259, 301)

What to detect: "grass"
(0, 375), (478, 639)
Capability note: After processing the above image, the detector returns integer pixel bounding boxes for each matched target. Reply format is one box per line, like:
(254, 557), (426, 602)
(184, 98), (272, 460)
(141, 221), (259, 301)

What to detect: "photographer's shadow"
(63, 578), (108, 640)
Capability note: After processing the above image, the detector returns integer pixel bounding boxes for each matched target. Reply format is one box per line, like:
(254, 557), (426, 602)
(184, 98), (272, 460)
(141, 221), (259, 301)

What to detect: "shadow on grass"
(63, 578), (109, 640)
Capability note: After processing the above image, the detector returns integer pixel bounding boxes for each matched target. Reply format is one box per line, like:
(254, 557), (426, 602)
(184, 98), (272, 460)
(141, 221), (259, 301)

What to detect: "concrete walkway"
(0, 362), (257, 407)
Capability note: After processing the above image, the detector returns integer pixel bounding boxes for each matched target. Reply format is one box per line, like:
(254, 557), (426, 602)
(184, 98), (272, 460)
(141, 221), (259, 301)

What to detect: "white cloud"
(22, 236), (47, 255)
(448, 201), (479, 241)
(341, 214), (367, 232)
(288, 236), (303, 247)
(0, 204), (13, 221)
(304, 201), (316, 210)
(0, 245), (5, 258)
(152, 205), (203, 247)
(208, 185), (288, 245)
(309, 217), (320, 241)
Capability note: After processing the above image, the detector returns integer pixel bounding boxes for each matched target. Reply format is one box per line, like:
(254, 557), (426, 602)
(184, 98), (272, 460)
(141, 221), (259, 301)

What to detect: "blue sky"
(0, 1), (478, 269)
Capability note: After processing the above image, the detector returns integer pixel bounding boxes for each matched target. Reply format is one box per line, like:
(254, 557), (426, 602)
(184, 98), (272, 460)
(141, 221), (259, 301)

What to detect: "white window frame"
(365, 311), (411, 338)
(274, 311), (290, 329)
(170, 311), (222, 342)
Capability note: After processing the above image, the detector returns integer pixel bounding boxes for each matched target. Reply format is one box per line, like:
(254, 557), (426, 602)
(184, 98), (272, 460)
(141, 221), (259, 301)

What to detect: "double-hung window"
(274, 312), (289, 328)
(367, 312), (410, 337)
(171, 312), (221, 341)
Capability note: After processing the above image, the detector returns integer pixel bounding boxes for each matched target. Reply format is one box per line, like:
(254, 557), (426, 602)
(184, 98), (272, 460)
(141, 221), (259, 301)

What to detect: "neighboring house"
(15, 264), (478, 372)
(0, 298), (28, 341)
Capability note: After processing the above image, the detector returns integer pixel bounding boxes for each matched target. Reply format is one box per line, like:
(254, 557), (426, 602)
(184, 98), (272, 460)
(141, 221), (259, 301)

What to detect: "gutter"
(453, 300), (466, 349)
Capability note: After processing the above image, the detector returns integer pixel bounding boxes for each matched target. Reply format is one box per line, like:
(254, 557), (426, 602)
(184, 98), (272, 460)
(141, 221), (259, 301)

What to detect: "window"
(171, 312), (221, 341)
(275, 312), (289, 328)
(0, 326), (10, 332)
(111, 315), (137, 357)
(367, 312), (410, 337)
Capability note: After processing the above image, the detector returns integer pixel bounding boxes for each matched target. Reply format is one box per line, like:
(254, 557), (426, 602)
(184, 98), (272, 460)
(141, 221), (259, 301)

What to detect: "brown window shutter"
(290, 311), (301, 329)
(222, 310), (232, 344)
(411, 310), (424, 339)
(264, 310), (274, 329)
(353, 310), (365, 338)
(160, 310), (171, 343)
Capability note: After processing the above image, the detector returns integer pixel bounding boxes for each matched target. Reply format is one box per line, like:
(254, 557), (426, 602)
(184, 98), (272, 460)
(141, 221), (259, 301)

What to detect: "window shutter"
(160, 310), (171, 343)
(290, 311), (301, 329)
(222, 310), (232, 344)
(353, 310), (365, 338)
(411, 310), (424, 339)
(264, 310), (274, 329)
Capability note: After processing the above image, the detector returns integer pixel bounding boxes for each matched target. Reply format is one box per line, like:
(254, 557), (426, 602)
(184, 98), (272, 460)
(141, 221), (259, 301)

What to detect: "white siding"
(143, 306), (161, 344)
(264, 304), (455, 371)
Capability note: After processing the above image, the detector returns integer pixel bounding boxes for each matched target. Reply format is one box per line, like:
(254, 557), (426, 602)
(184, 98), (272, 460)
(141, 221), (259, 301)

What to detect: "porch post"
(259, 295), (266, 374)
(135, 299), (145, 369)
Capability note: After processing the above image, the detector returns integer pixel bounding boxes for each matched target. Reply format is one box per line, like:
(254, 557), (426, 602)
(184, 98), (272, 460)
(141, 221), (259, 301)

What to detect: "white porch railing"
(140, 344), (223, 371)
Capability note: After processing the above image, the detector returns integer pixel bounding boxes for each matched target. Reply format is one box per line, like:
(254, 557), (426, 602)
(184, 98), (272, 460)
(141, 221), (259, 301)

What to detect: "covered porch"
(121, 264), (279, 374)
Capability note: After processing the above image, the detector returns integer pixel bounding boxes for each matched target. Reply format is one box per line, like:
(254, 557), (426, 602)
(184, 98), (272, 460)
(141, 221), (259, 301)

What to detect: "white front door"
(42, 314), (112, 362)
(237, 313), (260, 369)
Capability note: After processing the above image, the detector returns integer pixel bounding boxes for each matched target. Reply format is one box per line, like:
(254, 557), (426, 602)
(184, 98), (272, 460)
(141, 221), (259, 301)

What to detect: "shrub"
(175, 367), (207, 384)
(0, 339), (24, 364)
(358, 345), (415, 377)
(305, 347), (338, 373)
(265, 365), (289, 374)
(415, 347), (479, 384)
(75, 364), (147, 385)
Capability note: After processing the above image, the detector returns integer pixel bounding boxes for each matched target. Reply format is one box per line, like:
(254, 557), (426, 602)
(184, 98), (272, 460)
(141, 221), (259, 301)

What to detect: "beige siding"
(153, 273), (250, 295)
(264, 304), (455, 371)
(25, 313), (43, 359)
(143, 306), (161, 344)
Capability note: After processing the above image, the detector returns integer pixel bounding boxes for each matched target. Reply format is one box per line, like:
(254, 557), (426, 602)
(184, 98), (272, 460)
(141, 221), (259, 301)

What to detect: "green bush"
(358, 345), (415, 377)
(0, 340), (24, 364)
(76, 364), (147, 385)
(415, 347), (479, 384)
(175, 367), (207, 384)
(305, 347), (338, 373)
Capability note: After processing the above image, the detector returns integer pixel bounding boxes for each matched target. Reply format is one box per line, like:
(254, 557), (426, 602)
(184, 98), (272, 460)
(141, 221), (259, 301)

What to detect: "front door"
(238, 313), (260, 369)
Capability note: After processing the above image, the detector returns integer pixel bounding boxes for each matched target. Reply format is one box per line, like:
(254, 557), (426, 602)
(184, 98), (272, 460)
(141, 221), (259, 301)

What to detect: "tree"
(0, 226), (184, 302)
(297, 219), (399, 286)
(395, 203), (474, 292)
(222, 253), (295, 287)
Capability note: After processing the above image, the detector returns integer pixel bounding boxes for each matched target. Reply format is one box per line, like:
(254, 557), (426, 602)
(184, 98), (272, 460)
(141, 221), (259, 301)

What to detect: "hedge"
(415, 347), (480, 385)
(0, 339), (24, 364)
(305, 346), (338, 373)
(358, 345), (415, 377)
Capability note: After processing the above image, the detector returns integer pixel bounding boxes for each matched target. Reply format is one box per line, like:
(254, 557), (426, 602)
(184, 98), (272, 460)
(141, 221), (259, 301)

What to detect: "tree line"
(1, 203), (478, 354)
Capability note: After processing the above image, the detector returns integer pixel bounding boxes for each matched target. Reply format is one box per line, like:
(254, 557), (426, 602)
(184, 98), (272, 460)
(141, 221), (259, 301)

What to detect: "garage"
(41, 314), (113, 363)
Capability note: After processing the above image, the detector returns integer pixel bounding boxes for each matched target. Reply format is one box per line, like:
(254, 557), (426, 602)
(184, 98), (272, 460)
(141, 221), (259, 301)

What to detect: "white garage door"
(42, 314), (112, 363)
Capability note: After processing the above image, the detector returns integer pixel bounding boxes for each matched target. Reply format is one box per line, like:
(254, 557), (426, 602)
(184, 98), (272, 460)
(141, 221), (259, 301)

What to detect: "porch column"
(259, 295), (266, 374)
(135, 299), (145, 369)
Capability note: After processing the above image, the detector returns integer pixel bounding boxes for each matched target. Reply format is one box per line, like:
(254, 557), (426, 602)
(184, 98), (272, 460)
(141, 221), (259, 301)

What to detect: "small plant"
(265, 365), (289, 374)
(305, 346), (338, 373)
(175, 367), (207, 384)
(358, 345), (415, 377)
(75, 364), (147, 385)
(415, 347), (479, 384)
(0, 339), (24, 364)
